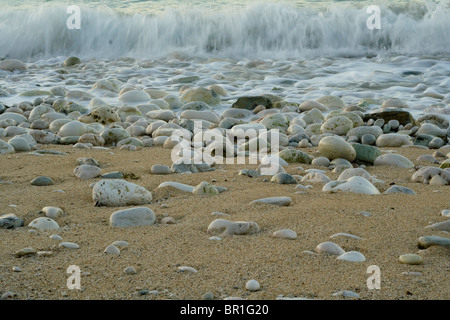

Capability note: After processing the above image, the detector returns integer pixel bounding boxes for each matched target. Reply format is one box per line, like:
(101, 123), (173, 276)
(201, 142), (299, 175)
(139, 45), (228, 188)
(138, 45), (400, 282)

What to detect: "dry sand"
(0, 144), (449, 300)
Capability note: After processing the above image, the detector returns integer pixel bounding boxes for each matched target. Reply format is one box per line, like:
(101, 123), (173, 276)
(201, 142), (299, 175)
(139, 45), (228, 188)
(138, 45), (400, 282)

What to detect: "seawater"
(0, 0), (449, 121)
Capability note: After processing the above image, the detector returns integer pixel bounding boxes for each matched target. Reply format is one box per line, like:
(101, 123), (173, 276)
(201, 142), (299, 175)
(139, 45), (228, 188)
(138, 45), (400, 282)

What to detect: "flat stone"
(92, 179), (152, 207)
(425, 220), (450, 232)
(158, 181), (194, 193)
(399, 254), (423, 265)
(417, 236), (450, 249)
(15, 247), (37, 257)
(110, 207), (156, 227)
(272, 229), (297, 240)
(30, 176), (54, 186)
(207, 219), (260, 236)
(178, 266), (198, 273)
(151, 164), (172, 175)
(58, 242), (80, 249)
(337, 251), (366, 262)
(383, 185), (416, 195)
(315, 241), (345, 255)
(250, 197), (291, 206)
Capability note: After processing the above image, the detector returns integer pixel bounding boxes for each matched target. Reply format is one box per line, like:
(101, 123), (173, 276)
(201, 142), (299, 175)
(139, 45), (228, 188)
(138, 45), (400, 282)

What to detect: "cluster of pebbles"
(0, 57), (449, 300)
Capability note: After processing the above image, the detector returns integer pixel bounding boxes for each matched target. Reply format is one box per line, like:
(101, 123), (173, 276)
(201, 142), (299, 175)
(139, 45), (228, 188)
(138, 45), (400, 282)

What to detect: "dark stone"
(414, 134), (434, 147)
(0, 214), (24, 229)
(30, 176), (54, 186)
(231, 96), (273, 110)
(352, 143), (381, 164)
(363, 109), (415, 126)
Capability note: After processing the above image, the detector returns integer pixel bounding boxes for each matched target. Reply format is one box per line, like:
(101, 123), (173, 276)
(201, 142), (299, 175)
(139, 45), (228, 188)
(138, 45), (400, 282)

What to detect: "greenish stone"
(278, 149), (313, 164)
(352, 143), (382, 164)
(440, 159), (450, 169)
(63, 56), (81, 67)
(414, 134), (434, 147)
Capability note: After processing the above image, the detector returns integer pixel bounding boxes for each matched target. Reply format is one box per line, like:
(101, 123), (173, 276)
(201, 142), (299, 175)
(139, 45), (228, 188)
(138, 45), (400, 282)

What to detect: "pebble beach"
(0, 0), (449, 301)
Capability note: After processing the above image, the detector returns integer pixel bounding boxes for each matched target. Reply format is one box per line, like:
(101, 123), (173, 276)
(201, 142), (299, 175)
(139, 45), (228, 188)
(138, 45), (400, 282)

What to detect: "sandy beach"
(1, 143), (448, 300)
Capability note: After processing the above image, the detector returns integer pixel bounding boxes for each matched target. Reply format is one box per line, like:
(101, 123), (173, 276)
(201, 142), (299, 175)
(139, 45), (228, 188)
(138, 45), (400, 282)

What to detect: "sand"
(0, 144), (449, 300)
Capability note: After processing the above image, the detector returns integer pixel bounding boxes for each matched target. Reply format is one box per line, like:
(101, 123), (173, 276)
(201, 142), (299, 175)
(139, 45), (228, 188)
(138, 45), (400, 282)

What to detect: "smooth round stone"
(192, 182), (219, 195)
(376, 134), (412, 147)
(202, 292), (214, 300)
(59, 242), (80, 249)
(58, 121), (86, 138)
(332, 290), (360, 299)
(315, 242), (345, 255)
(81, 106), (120, 125)
(271, 173), (297, 184)
(337, 251), (366, 262)
(110, 207), (156, 227)
(388, 119), (400, 130)
(146, 110), (177, 122)
(374, 153), (414, 168)
(428, 175), (448, 186)
(0, 59), (27, 71)
(299, 100), (328, 112)
(117, 137), (143, 147)
(180, 87), (221, 106)
(245, 280), (260, 292)
(8, 137), (31, 152)
(383, 185), (416, 195)
(119, 90), (150, 103)
(123, 266), (137, 275)
(150, 165), (171, 175)
(277, 149), (313, 164)
(28, 217), (59, 231)
(320, 116), (353, 136)
(381, 98), (408, 109)
(63, 56), (81, 67)
(161, 217), (176, 224)
(399, 254), (423, 265)
(104, 245), (120, 255)
(418, 236), (450, 249)
(311, 156), (330, 167)
(361, 134), (376, 145)
(441, 210), (450, 218)
(100, 127), (130, 145)
(112, 240), (129, 248)
(352, 144), (381, 164)
(259, 113), (289, 132)
(316, 95), (345, 109)
(318, 136), (356, 162)
(347, 126), (383, 140)
(50, 234), (63, 241)
(153, 136), (169, 146)
(250, 197), (291, 206)
(29, 130), (61, 144)
(230, 123), (266, 138)
(0, 140), (15, 154)
(41, 206), (64, 219)
(416, 123), (447, 138)
(429, 138), (444, 149)
(337, 168), (371, 181)
(0, 214), (24, 229)
(78, 133), (105, 146)
(301, 171), (331, 184)
(93, 179), (152, 207)
(207, 219), (260, 236)
(416, 154), (438, 163)
(272, 229), (297, 240)
(74, 165), (101, 179)
(440, 159), (450, 169)
(323, 176), (380, 195)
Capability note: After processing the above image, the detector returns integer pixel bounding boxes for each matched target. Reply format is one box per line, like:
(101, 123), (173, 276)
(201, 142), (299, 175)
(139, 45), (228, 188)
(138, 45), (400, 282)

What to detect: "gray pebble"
(30, 176), (54, 186)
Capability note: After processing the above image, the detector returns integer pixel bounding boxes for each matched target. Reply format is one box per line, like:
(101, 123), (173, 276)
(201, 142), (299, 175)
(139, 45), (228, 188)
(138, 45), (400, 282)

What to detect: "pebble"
(202, 292), (214, 300)
(383, 185), (416, 195)
(151, 164), (172, 174)
(92, 179), (152, 207)
(418, 236), (450, 249)
(429, 175), (448, 186)
(178, 266), (198, 273)
(104, 245), (121, 255)
(336, 251), (366, 262)
(399, 254), (423, 265)
(59, 242), (80, 249)
(15, 247), (37, 257)
(361, 134), (376, 145)
(100, 171), (124, 179)
(332, 290), (360, 299)
(315, 241), (345, 255)
(374, 153), (414, 168)
(330, 233), (364, 240)
(112, 240), (129, 248)
(193, 181), (219, 195)
(250, 196), (291, 206)
(41, 206), (64, 219)
(318, 136), (356, 162)
(161, 217), (176, 224)
(12, 266), (21, 272)
(158, 181), (194, 193)
(323, 176), (380, 195)
(30, 176), (54, 186)
(425, 220), (450, 232)
(245, 280), (260, 291)
(270, 173), (297, 184)
(376, 133), (412, 147)
(238, 169), (261, 178)
(124, 267), (137, 275)
(441, 210), (450, 218)
(311, 156), (330, 167)
(272, 229), (297, 240)
(207, 219), (260, 236)
(28, 217), (60, 231)
(0, 213), (24, 229)
(411, 166), (450, 184)
(110, 207), (156, 227)
(50, 234), (63, 241)
(277, 148), (313, 164)
(301, 171), (331, 184)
